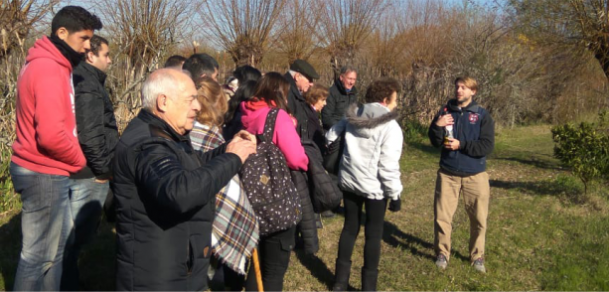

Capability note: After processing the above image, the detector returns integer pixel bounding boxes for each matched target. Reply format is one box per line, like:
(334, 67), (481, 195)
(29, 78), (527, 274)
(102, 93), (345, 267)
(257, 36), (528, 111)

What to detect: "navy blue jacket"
(428, 100), (495, 175)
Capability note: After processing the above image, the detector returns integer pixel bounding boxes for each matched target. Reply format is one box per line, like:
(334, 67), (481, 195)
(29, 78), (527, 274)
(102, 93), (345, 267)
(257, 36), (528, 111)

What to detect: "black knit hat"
(290, 59), (319, 80)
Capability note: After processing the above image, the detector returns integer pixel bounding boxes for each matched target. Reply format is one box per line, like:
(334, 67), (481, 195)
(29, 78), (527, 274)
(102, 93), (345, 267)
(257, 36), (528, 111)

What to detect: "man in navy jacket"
(428, 76), (495, 274)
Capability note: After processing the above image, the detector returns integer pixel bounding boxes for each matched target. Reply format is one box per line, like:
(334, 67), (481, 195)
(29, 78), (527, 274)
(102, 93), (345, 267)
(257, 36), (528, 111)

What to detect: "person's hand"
(234, 130), (257, 147)
(226, 134), (257, 164)
(444, 138), (460, 150)
(388, 199), (401, 212)
(94, 179), (109, 184)
(435, 114), (454, 127)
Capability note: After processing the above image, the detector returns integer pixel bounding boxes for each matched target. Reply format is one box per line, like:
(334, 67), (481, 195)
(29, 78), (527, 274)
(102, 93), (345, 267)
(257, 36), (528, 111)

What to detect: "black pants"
(337, 192), (387, 270)
(245, 226), (296, 291)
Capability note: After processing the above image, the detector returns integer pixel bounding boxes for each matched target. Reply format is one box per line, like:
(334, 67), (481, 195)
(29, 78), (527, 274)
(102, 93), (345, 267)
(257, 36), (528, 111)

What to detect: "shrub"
(551, 111), (609, 194)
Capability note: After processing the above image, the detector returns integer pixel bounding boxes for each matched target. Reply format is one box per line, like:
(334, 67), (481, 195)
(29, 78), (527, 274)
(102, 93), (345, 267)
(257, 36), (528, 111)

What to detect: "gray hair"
(141, 69), (180, 111)
(340, 65), (357, 75)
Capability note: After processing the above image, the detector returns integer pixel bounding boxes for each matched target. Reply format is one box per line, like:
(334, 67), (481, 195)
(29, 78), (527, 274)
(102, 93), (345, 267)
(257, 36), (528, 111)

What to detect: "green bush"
(401, 118), (429, 144)
(551, 111), (609, 194)
(0, 148), (19, 213)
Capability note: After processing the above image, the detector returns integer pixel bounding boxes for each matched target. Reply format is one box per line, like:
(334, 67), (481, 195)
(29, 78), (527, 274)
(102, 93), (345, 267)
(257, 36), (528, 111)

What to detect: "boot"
(361, 268), (378, 291)
(332, 259), (351, 291)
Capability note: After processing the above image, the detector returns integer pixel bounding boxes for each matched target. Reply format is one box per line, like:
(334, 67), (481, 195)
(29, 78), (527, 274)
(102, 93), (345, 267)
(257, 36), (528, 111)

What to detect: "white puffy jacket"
(326, 103), (403, 201)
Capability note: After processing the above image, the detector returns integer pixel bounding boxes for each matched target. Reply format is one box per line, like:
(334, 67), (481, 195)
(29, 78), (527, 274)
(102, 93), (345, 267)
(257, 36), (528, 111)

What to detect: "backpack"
(239, 108), (302, 236)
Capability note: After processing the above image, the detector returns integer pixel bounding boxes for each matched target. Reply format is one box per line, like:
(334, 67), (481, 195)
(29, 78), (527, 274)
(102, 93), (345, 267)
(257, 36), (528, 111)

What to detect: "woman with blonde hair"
(189, 77), (259, 291)
(190, 77), (228, 149)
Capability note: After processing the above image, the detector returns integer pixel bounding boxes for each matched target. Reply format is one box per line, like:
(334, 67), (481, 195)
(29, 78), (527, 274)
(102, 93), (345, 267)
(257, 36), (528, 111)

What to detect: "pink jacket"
(11, 36), (86, 176)
(240, 103), (308, 171)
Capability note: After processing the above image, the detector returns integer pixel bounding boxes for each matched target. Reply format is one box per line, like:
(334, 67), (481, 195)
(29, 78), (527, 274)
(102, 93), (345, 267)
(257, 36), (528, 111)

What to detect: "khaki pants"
(434, 169), (490, 262)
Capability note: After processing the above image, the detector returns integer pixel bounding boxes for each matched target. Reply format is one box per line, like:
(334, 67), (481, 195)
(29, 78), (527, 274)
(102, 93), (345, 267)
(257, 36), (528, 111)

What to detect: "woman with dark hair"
(223, 80), (257, 140)
(233, 65), (262, 84)
(327, 78), (404, 291)
(240, 72), (309, 291)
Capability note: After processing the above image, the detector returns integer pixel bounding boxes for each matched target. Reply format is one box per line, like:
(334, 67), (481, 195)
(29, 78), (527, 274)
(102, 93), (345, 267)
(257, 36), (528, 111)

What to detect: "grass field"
(1, 125), (608, 291)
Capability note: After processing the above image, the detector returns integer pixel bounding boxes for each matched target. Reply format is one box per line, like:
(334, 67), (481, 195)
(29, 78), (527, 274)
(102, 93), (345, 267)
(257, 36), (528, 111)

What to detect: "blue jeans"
(61, 177), (109, 290)
(10, 162), (71, 291)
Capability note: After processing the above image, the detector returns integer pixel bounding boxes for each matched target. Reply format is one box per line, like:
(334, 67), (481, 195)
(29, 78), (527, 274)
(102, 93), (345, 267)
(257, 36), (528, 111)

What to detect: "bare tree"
(96, 0), (195, 131)
(200, 0), (286, 67)
(316, 0), (390, 77)
(98, 0), (193, 67)
(0, 0), (58, 60)
(508, 0), (609, 80)
(274, 0), (321, 64)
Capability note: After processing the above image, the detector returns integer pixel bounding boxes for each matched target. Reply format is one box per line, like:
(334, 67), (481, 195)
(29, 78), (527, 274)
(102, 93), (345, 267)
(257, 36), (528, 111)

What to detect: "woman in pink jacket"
(240, 72), (308, 291)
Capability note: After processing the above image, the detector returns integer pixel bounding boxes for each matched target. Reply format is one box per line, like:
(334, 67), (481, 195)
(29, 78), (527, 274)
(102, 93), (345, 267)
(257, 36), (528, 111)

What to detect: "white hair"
(141, 69), (180, 111)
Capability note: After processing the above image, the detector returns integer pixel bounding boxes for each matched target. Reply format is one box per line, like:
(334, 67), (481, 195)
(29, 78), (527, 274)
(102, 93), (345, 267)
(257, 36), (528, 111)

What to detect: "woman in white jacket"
(326, 78), (403, 291)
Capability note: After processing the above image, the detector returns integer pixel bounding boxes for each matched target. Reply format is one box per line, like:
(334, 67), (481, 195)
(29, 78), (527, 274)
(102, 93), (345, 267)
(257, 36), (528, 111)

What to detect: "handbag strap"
(259, 108), (280, 143)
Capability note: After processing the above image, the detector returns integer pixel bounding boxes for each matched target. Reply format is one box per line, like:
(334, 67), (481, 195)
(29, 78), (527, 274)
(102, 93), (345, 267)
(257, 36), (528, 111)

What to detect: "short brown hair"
(304, 84), (329, 106)
(196, 77), (227, 127)
(455, 76), (478, 92)
(364, 78), (401, 104)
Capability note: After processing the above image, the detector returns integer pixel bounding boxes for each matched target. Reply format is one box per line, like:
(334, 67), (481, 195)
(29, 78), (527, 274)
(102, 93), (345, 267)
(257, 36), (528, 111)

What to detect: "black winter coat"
(285, 72), (310, 139)
(111, 110), (242, 291)
(321, 79), (358, 130)
(304, 104), (326, 153)
(303, 141), (342, 213)
(71, 62), (119, 179)
(292, 169), (318, 254)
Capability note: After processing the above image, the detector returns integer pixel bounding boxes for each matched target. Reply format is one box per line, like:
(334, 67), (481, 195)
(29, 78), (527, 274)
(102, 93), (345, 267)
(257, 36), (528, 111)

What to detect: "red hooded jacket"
(11, 36), (86, 176)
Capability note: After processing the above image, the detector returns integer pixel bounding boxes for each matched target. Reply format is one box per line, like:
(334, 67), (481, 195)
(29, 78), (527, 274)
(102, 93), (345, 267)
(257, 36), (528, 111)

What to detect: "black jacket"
(111, 110), (242, 291)
(304, 104), (326, 153)
(292, 169), (318, 254)
(285, 72), (310, 139)
(428, 100), (495, 175)
(321, 79), (358, 130)
(303, 141), (342, 213)
(71, 62), (119, 179)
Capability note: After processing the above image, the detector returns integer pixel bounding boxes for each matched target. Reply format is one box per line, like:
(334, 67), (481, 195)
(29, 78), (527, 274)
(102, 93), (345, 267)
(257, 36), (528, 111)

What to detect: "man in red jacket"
(9, 6), (102, 291)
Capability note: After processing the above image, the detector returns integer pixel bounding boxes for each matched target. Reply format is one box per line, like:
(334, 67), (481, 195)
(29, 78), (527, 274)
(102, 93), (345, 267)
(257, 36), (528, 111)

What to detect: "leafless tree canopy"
(316, 0), (390, 76)
(0, 0), (58, 60)
(98, 0), (193, 67)
(274, 0), (321, 64)
(509, 0), (609, 80)
(200, 0), (286, 67)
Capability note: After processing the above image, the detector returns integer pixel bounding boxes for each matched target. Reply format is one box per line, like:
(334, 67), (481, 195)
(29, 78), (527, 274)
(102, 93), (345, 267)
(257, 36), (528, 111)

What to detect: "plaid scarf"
(190, 122), (259, 274)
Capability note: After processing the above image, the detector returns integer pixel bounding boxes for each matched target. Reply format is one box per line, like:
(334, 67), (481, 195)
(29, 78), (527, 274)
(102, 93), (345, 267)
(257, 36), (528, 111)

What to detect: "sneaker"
(472, 258), (486, 273)
(435, 254), (447, 270)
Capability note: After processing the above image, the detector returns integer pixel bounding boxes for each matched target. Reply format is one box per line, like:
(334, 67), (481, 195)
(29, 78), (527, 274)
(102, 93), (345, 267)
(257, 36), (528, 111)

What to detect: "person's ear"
(156, 94), (169, 112)
(56, 27), (69, 41)
(85, 51), (95, 63)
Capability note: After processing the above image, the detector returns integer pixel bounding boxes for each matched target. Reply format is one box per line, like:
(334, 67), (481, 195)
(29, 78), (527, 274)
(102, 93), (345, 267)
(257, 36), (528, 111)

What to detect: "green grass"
(1, 124), (608, 291)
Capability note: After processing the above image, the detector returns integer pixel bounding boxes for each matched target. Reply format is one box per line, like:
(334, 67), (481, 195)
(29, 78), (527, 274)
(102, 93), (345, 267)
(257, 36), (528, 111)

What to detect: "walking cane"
(252, 248), (264, 292)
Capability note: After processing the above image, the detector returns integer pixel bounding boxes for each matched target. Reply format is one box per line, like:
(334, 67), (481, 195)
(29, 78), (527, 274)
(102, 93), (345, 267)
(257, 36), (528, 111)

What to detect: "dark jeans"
(10, 162), (71, 291)
(337, 192), (387, 271)
(61, 177), (109, 290)
(245, 226), (296, 291)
